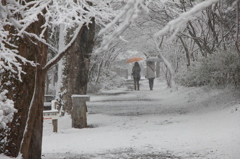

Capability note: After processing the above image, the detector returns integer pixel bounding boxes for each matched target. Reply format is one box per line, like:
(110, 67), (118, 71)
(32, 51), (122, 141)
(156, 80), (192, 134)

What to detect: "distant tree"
(153, 0), (240, 87)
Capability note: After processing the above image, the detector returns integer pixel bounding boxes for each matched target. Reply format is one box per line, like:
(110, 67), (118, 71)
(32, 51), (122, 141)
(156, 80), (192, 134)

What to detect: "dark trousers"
(148, 78), (154, 90)
(133, 78), (140, 90)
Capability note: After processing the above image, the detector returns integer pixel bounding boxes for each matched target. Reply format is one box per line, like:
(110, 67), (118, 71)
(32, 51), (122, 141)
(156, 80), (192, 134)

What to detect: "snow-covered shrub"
(176, 50), (240, 87)
(88, 69), (125, 93)
(0, 90), (16, 129)
(100, 71), (125, 90)
(87, 82), (102, 93)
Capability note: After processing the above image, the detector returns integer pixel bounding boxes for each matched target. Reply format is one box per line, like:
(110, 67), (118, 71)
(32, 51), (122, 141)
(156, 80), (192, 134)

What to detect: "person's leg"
(133, 78), (136, 90)
(150, 78), (153, 90)
(137, 80), (140, 90)
(148, 79), (151, 90)
(152, 78), (155, 90)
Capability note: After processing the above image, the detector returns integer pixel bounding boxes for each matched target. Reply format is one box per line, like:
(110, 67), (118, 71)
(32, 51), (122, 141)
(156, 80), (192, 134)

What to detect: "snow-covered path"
(42, 79), (240, 159)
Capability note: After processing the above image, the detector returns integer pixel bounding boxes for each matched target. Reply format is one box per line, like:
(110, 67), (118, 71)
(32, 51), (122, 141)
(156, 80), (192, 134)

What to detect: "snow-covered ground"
(42, 79), (240, 159)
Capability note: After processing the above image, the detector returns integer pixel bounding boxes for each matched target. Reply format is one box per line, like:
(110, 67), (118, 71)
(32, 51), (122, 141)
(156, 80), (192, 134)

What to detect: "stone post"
(71, 95), (90, 128)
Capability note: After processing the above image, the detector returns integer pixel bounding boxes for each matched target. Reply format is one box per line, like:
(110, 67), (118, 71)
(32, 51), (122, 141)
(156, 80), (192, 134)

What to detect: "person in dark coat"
(145, 61), (155, 90)
(132, 62), (141, 90)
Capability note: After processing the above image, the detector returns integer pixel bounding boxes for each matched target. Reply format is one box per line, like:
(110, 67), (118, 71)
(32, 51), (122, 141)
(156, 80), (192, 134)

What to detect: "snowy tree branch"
(1, 0), (117, 79)
(97, 0), (151, 52)
(42, 25), (84, 72)
(154, 0), (220, 40)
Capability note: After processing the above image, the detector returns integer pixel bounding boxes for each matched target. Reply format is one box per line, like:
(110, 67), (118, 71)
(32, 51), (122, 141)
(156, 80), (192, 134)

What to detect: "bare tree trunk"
(95, 60), (103, 83)
(19, 15), (48, 159)
(1, 12), (48, 158)
(179, 36), (190, 67)
(63, 18), (95, 121)
(1, 42), (36, 157)
(156, 61), (161, 78)
(20, 60), (46, 159)
(236, 0), (240, 55)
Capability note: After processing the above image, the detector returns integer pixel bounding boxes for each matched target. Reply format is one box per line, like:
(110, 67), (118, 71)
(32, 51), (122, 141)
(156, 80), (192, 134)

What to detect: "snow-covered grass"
(42, 79), (240, 159)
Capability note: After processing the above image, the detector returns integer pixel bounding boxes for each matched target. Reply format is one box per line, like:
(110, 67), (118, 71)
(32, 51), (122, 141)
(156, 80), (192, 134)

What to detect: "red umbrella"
(126, 57), (143, 63)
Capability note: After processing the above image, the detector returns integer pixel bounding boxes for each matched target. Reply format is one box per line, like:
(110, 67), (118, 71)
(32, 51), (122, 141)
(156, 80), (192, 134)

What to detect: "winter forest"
(0, 0), (240, 158)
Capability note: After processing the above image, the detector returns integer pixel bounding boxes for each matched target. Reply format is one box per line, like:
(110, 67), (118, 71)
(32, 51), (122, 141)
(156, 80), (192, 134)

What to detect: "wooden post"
(71, 95), (90, 128)
(52, 119), (58, 132)
(43, 110), (59, 132)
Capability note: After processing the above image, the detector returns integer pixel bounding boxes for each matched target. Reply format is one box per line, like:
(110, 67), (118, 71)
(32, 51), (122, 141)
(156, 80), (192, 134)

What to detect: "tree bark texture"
(0, 39), (36, 157)
(236, 1), (240, 55)
(156, 62), (160, 78)
(63, 18), (95, 115)
(20, 13), (47, 159)
(1, 9), (47, 159)
(179, 36), (190, 67)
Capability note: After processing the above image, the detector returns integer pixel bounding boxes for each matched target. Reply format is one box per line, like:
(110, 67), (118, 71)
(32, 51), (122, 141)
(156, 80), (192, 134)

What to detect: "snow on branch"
(153, 0), (220, 40)
(0, 90), (17, 129)
(0, 0), (45, 81)
(42, 0), (117, 71)
(18, 1), (50, 37)
(43, 25), (83, 71)
(97, 0), (151, 52)
(1, 0), (117, 78)
(47, 0), (116, 36)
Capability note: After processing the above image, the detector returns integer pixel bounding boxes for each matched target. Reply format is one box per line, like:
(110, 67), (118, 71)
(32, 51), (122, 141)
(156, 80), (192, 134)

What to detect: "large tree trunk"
(20, 12), (48, 159)
(20, 44), (47, 158)
(236, 0), (240, 55)
(1, 40), (36, 157)
(1, 10), (47, 159)
(63, 18), (95, 118)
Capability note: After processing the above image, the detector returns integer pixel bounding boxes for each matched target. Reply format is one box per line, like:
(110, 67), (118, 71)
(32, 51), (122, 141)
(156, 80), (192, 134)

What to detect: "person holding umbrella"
(132, 62), (141, 90)
(145, 60), (156, 90)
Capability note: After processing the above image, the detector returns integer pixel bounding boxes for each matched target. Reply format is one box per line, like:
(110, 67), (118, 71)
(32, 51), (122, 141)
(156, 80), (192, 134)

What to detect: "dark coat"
(132, 62), (141, 80)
